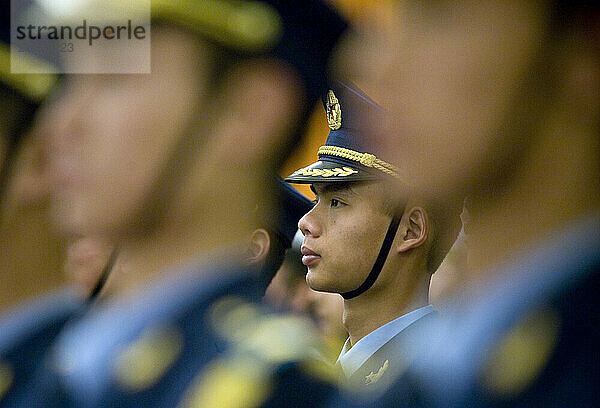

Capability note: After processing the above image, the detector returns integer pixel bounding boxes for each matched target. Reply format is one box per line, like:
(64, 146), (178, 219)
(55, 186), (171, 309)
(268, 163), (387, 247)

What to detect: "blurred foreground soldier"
(64, 179), (312, 301)
(265, 233), (347, 362)
(285, 82), (461, 398)
(249, 178), (316, 296)
(264, 237), (307, 310)
(291, 283), (347, 363)
(332, 1), (600, 407)
(0, 2), (83, 405)
(429, 226), (468, 306)
(10, 0), (348, 407)
(62, 236), (116, 299)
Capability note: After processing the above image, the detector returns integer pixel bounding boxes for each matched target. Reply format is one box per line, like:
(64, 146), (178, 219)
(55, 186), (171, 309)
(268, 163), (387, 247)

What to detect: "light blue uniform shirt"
(336, 305), (435, 378)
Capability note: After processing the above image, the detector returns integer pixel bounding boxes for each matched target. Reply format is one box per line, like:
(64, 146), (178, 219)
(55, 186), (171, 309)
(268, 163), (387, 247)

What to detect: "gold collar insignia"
(364, 359), (389, 385)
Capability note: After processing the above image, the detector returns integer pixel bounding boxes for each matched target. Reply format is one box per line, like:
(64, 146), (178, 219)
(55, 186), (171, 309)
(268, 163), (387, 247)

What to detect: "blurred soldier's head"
(40, 0), (347, 248)
(286, 82), (461, 304)
(247, 178), (314, 295)
(336, 1), (600, 208)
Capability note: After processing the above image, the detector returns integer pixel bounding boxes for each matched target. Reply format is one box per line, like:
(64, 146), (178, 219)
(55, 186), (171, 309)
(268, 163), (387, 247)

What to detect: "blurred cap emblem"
(326, 90), (342, 130)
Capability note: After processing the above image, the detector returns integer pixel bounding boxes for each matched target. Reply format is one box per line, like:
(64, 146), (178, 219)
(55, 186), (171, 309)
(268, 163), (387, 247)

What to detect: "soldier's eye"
(331, 199), (341, 207)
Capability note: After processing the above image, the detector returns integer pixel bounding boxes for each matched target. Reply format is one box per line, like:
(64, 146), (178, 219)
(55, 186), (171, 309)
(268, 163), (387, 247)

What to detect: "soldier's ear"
(247, 228), (271, 265)
(397, 207), (429, 253)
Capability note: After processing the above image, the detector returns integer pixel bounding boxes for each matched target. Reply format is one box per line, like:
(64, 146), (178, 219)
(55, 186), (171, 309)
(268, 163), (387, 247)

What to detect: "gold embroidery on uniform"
(364, 360), (389, 385)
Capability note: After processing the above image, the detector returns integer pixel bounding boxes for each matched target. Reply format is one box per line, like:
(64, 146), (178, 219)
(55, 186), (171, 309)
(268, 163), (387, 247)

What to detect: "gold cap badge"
(326, 90), (342, 130)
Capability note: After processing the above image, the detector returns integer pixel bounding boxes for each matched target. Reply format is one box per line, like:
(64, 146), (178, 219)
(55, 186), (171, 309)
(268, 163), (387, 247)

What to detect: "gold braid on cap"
(318, 146), (399, 178)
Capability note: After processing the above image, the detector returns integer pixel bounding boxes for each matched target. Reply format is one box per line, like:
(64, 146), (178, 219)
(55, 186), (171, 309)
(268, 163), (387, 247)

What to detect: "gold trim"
(292, 166), (358, 178)
(318, 146), (399, 178)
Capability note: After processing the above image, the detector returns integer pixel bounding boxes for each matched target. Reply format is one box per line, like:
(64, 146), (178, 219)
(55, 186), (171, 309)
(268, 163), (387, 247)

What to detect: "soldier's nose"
(298, 210), (321, 238)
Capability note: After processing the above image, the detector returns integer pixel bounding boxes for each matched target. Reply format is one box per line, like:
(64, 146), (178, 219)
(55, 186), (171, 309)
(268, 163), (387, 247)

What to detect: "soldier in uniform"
(329, 1), (600, 407)
(285, 81), (462, 399)
(71, 178), (314, 301)
(7, 0), (348, 407)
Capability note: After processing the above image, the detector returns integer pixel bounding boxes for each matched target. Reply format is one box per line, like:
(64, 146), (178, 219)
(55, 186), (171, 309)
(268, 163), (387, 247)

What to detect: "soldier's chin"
(305, 270), (345, 294)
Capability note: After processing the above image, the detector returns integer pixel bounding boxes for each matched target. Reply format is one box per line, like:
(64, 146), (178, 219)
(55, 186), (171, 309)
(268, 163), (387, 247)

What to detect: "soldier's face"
(298, 182), (391, 294)
(339, 0), (548, 203)
(43, 26), (211, 237)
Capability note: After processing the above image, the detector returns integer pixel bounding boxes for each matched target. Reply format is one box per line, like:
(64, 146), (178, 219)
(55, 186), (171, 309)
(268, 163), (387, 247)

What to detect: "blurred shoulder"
(0, 289), (84, 405)
(179, 295), (340, 408)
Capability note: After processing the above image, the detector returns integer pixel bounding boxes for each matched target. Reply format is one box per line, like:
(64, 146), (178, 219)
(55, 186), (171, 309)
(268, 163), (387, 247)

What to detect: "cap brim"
(284, 159), (379, 184)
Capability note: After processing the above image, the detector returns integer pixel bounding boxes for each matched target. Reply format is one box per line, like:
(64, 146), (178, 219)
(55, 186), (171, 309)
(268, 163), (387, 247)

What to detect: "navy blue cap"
(285, 81), (400, 184)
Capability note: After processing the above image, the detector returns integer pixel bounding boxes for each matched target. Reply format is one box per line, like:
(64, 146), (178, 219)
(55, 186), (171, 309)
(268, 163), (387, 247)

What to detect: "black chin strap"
(87, 248), (119, 302)
(341, 208), (403, 300)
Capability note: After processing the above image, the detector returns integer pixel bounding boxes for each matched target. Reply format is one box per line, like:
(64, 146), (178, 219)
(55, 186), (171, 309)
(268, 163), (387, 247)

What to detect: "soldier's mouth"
(301, 245), (321, 266)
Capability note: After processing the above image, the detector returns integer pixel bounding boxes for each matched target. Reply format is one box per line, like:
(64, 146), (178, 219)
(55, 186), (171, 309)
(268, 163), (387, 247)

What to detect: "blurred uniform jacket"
(6, 257), (337, 407)
(0, 291), (84, 407)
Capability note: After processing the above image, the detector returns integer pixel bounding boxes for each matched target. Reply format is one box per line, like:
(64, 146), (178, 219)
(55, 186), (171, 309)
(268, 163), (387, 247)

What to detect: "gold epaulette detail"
(293, 167), (358, 178)
(113, 326), (184, 391)
(317, 146), (399, 178)
(179, 299), (336, 408)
